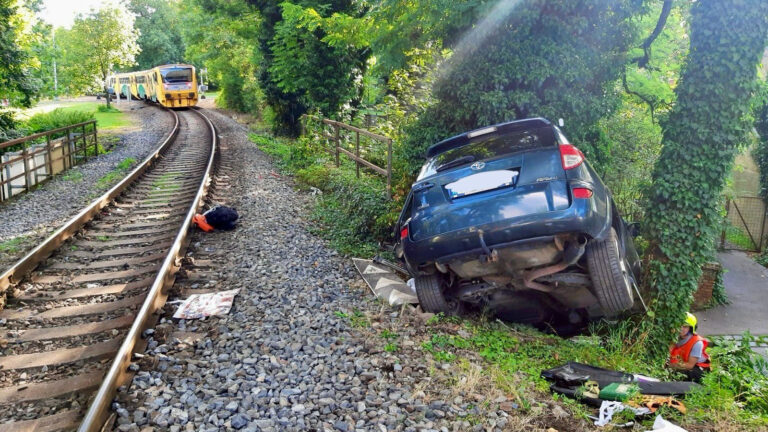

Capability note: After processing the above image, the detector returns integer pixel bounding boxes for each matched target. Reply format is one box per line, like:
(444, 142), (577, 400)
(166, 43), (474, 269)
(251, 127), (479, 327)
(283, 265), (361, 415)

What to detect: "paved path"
(698, 251), (768, 355)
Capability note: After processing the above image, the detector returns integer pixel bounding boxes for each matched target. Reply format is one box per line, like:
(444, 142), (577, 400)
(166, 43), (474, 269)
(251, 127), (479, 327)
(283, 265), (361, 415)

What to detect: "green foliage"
(755, 251), (768, 268)
(246, 0), (367, 135)
(401, 0), (644, 177)
(0, 0), (40, 107)
(65, 7), (140, 95)
(180, 0), (263, 115)
(753, 80), (768, 200)
(251, 131), (398, 256)
(25, 108), (95, 137)
(128, 0), (185, 70)
(271, 3), (365, 117)
(685, 334), (768, 422)
(644, 0), (768, 350)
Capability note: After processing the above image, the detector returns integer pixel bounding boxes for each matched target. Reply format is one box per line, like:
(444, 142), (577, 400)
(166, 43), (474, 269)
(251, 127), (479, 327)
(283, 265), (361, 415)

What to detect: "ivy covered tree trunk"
(644, 0), (768, 345)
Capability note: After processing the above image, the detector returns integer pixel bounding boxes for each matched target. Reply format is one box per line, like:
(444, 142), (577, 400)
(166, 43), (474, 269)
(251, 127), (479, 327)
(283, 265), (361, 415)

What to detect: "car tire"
(414, 274), (464, 315)
(586, 228), (634, 316)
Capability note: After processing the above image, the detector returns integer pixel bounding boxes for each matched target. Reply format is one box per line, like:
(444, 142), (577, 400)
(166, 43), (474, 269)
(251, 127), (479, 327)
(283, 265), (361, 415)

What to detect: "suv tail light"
(560, 144), (585, 170)
(400, 226), (409, 239)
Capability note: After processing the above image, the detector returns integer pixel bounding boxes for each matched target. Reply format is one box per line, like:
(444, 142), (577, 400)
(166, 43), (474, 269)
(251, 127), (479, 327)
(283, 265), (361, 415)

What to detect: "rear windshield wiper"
(436, 155), (475, 172)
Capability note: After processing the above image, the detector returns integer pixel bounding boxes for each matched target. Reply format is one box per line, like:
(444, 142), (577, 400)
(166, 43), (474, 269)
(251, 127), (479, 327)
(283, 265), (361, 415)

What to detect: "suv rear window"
(418, 126), (556, 180)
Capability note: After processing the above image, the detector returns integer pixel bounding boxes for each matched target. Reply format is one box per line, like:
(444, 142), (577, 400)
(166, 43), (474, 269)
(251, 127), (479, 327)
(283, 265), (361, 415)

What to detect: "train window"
(136, 76), (146, 83)
(160, 67), (193, 83)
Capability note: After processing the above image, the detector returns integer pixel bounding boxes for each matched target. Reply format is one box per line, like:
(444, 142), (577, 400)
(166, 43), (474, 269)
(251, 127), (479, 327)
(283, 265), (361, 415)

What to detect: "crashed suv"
(395, 118), (640, 323)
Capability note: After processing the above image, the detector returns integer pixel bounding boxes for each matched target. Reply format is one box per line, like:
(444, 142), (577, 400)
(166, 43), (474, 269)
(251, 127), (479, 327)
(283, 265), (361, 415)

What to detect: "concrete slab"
(697, 251), (768, 337)
(352, 258), (417, 306)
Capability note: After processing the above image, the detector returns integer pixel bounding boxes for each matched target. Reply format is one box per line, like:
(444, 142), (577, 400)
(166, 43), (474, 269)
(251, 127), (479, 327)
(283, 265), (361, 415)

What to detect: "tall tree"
(66, 7), (140, 106)
(644, 0), (768, 344)
(128, 0), (185, 70)
(0, 0), (40, 107)
(180, 0), (262, 113)
(247, 0), (366, 136)
(399, 0), (644, 175)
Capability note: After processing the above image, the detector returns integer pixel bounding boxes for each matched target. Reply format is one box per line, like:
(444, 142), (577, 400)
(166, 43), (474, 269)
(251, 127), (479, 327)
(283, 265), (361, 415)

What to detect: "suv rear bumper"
(402, 197), (611, 274)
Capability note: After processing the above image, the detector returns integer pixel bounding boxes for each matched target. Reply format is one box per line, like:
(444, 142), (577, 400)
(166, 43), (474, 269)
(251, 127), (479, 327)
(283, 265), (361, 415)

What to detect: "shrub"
(97, 105), (120, 113)
(25, 108), (95, 139)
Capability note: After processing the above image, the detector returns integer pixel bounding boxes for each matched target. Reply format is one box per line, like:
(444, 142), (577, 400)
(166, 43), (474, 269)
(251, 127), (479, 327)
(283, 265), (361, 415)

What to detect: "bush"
(25, 108), (95, 138)
(0, 110), (28, 147)
(252, 132), (400, 256)
(97, 105), (120, 113)
(686, 334), (768, 422)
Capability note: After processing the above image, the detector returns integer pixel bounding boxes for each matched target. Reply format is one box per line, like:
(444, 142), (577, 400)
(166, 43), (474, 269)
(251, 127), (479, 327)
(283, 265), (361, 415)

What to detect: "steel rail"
(0, 109), (180, 295)
(79, 107), (218, 432)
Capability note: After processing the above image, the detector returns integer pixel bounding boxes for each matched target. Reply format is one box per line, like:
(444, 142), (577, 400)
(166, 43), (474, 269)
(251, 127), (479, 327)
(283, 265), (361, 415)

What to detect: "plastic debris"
(646, 415), (687, 432)
(595, 401), (651, 427)
(173, 289), (240, 319)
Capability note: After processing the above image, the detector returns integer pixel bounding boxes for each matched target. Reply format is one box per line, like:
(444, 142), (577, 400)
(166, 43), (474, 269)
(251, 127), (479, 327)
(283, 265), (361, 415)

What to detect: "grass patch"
(94, 157), (136, 190)
(420, 314), (768, 429)
(0, 236), (27, 254)
(49, 102), (130, 130)
(249, 132), (398, 257)
(724, 224), (757, 250)
(61, 169), (84, 183)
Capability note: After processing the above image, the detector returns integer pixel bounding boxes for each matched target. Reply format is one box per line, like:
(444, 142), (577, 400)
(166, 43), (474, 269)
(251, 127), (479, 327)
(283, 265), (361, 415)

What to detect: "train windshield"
(161, 67), (193, 83)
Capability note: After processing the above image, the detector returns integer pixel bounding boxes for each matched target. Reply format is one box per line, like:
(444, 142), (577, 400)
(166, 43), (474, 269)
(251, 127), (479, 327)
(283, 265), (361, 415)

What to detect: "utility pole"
(52, 28), (58, 101)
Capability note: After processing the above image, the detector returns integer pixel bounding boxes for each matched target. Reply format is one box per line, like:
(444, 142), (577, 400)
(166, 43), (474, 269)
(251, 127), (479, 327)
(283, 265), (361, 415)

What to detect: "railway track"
(0, 107), (218, 432)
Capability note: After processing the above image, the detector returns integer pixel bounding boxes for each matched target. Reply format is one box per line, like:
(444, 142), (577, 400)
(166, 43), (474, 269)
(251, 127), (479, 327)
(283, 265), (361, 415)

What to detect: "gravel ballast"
(0, 102), (173, 268)
(111, 109), (543, 432)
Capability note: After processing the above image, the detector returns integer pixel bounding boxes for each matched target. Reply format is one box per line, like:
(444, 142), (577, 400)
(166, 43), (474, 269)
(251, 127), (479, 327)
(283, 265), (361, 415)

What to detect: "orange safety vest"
(669, 334), (711, 369)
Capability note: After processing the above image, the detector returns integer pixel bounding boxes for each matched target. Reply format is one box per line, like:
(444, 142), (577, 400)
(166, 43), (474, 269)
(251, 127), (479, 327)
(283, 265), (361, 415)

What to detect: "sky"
(38, 0), (120, 28)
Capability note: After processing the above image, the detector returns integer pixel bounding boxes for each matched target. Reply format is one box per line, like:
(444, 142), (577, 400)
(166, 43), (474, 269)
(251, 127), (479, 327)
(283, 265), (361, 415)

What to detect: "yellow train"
(107, 64), (198, 108)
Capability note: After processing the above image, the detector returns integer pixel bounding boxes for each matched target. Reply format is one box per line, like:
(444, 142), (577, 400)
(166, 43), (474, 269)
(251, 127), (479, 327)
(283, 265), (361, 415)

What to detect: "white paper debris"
(173, 289), (240, 319)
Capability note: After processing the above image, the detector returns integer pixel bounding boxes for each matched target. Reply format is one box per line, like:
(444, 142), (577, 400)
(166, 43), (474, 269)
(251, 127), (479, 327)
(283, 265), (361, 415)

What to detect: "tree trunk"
(643, 0), (768, 348)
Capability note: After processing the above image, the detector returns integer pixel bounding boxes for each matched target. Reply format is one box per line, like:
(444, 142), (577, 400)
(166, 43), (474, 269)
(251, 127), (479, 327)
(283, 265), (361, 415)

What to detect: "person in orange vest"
(668, 312), (711, 382)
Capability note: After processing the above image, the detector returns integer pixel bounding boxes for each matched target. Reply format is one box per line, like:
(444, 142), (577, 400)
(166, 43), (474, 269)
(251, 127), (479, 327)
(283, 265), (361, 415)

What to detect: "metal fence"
(721, 195), (767, 252)
(0, 120), (98, 202)
(318, 118), (393, 199)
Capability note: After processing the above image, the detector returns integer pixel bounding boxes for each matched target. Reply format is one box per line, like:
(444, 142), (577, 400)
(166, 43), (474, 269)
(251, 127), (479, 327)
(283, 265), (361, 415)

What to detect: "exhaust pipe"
(523, 237), (587, 292)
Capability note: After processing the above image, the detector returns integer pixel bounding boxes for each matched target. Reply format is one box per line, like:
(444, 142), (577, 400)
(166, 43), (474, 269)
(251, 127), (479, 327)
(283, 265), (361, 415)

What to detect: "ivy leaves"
(644, 0), (768, 349)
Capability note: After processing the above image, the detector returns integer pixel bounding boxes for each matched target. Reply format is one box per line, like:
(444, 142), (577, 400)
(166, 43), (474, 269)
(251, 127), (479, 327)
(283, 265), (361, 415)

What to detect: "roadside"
(0, 100), (173, 272)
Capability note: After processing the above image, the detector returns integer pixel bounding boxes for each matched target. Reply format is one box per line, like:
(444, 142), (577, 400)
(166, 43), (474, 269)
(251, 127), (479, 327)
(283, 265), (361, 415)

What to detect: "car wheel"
(586, 228), (634, 316)
(414, 274), (464, 315)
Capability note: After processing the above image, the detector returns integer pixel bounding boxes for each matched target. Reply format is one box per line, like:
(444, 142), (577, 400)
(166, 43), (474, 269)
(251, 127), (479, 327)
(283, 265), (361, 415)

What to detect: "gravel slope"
(110, 110), (554, 432)
(0, 102), (173, 269)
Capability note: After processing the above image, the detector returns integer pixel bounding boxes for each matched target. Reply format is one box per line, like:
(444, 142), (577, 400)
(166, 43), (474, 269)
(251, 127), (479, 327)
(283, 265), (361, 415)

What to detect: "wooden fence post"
(22, 147), (31, 193)
(46, 134), (53, 179)
(355, 131), (360, 178)
(387, 138), (392, 199)
(94, 121), (99, 155)
(334, 124), (340, 168)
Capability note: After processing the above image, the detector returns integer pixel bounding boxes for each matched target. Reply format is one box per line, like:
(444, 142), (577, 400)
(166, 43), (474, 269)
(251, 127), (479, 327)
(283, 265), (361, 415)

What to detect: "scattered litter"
(309, 186), (323, 196)
(406, 278), (416, 295)
(594, 400), (651, 427)
(173, 289), (240, 319)
(646, 415), (687, 432)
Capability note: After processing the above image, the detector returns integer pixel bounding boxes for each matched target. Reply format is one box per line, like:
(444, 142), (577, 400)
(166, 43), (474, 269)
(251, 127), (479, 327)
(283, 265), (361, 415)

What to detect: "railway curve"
(0, 107), (218, 432)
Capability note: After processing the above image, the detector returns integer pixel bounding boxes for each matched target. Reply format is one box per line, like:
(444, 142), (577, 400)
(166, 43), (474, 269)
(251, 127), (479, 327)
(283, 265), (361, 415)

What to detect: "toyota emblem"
(470, 161), (485, 170)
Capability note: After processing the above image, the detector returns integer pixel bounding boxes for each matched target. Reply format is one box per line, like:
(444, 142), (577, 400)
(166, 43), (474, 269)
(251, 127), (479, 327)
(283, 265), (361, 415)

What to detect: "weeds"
(334, 309), (370, 328)
(62, 169), (84, 182)
(0, 236), (26, 254)
(95, 157), (136, 190)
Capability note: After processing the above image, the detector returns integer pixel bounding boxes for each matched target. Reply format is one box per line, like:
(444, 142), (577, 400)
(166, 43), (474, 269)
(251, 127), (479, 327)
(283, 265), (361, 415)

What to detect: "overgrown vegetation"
(415, 313), (768, 428)
(644, 0), (768, 349)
